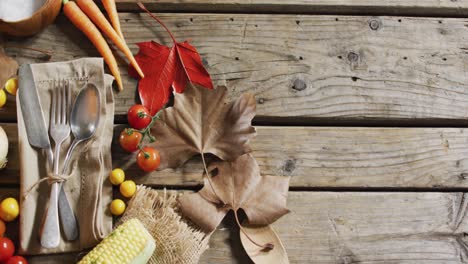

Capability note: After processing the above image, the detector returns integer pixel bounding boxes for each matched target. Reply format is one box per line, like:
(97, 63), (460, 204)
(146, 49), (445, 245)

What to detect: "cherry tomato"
(0, 237), (14, 262)
(6, 256), (28, 264)
(137, 147), (161, 172)
(127, 105), (152, 130)
(119, 129), (142, 152)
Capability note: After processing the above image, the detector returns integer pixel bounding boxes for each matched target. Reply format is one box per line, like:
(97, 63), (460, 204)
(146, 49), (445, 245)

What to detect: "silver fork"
(41, 82), (72, 248)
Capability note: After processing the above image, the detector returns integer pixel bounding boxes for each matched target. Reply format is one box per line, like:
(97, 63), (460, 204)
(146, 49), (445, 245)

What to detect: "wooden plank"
(6, 190), (467, 263)
(116, 126), (468, 188)
(4, 123), (468, 188)
(114, 0), (468, 17)
(3, 14), (467, 123)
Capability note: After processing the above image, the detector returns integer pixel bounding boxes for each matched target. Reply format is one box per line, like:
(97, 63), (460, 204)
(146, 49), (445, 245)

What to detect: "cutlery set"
(18, 64), (101, 249)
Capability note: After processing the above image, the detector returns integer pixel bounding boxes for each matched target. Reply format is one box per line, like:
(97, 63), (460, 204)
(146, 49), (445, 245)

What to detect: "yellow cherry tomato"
(110, 199), (126, 216)
(0, 90), (6, 108)
(4, 77), (18, 96)
(0, 198), (19, 222)
(0, 219), (5, 237)
(109, 168), (125, 185)
(119, 180), (136, 198)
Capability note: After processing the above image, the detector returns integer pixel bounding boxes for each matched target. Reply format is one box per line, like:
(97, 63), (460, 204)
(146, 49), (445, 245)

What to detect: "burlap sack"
(119, 186), (211, 263)
(17, 58), (113, 254)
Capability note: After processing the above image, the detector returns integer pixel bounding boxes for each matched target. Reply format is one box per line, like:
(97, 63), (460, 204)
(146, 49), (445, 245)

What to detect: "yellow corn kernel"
(78, 219), (156, 264)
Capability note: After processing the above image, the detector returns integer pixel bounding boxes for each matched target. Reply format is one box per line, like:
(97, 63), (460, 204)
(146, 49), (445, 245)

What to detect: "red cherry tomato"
(119, 129), (142, 152)
(137, 147), (161, 172)
(0, 237), (14, 262)
(6, 256), (28, 264)
(127, 105), (152, 130)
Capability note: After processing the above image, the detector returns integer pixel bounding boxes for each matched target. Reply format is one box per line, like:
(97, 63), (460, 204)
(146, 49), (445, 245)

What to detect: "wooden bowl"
(0, 0), (62, 37)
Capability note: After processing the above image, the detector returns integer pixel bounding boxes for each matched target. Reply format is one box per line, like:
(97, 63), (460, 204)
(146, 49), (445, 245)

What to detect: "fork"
(41, 82), (72, 248)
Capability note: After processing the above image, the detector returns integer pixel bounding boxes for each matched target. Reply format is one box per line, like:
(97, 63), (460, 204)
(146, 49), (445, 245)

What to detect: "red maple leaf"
(129, 3), (213, 115)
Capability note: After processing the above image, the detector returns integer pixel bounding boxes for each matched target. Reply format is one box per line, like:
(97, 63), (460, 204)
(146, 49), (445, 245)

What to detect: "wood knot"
(292, 79), (307, 91)
(283, 159), (296, 175)
(257, 98), (265, 104)
(459, 173), (468, 180)
(347, 52), (359, 62)
(369, 19), (381, 30)
(202, 58), (209, 67)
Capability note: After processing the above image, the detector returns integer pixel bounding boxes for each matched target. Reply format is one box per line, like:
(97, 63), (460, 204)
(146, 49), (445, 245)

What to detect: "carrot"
(76, 0), (145, 79)
(102, 0), (124, 39)
(63, 0), (123, 90)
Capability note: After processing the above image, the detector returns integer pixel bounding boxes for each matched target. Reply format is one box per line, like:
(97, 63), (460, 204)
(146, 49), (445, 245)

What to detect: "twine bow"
(23, 173), (72, 199)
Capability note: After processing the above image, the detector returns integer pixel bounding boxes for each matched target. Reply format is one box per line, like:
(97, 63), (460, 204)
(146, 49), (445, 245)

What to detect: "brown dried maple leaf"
(150, 84), (257, 169)
(179, 154), (290, 233)
(0, 47), (18, 87)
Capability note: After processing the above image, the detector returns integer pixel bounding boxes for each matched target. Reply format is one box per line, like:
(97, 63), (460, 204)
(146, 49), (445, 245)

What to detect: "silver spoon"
(59, 83), (101, 240)
(62, 83), (101, 171)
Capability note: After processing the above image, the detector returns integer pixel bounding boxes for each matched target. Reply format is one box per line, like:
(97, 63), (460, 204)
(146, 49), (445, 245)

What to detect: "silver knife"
(18, 64), (53, 165)
(18, 64), (79, 246)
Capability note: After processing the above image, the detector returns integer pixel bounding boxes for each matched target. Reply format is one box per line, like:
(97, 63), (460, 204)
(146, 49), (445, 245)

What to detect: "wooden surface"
(1, 1), (468, 263)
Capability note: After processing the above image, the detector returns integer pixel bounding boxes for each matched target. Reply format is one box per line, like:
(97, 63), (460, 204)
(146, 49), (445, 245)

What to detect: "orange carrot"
(102, 0), (124, 39)
(63, 0), (123, 90)
(76, 0), (145, 79)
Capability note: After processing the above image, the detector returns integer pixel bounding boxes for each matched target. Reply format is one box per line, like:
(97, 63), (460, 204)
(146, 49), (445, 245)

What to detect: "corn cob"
(78, 218), (156, 264)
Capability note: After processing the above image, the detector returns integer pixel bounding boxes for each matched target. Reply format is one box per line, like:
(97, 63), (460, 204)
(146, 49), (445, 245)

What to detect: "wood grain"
(4, 123), (468, 188)
(13, 191), (468, 263)
(113, 0), (468, 16)
(3, 14), (467, 123)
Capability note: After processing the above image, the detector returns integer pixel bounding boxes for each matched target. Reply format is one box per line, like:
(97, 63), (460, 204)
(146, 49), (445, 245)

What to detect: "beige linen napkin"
(16, 58), (113, 255)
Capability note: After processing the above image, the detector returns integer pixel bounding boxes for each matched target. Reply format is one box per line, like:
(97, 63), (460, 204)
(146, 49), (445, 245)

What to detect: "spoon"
(62, 83), (101, 171)
(59, 83), (101, 240)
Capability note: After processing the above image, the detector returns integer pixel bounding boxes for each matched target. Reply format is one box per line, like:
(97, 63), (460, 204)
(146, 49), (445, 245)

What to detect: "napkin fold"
(17, 58), (114, 255)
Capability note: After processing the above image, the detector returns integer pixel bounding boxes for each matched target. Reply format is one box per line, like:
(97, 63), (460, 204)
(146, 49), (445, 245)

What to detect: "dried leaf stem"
(201, 153), (224, 206)
(137, 2), (177, 43)
(233, 209), (274, 251)
(199, 145), (272, 251)
(230, 168), (274, 252)
(201, 155), (274, 250)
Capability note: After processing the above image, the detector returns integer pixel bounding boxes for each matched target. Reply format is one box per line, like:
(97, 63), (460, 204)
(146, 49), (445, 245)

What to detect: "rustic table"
(1, 1), (468, 263)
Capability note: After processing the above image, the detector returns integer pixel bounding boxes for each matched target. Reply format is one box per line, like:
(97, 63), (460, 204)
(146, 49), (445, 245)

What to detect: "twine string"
(23, 173), (72, 199)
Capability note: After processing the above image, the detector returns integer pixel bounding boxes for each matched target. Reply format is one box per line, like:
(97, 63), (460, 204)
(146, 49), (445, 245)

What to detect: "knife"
(18, 64), (54, 165)
(18, 64), (79, 246)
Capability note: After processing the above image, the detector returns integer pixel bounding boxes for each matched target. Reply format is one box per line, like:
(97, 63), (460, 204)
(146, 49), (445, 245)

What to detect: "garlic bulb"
(0, 126), (8, 169)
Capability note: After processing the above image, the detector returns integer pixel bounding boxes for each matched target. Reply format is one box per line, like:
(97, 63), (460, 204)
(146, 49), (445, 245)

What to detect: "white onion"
(0, 126), (8, 169)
